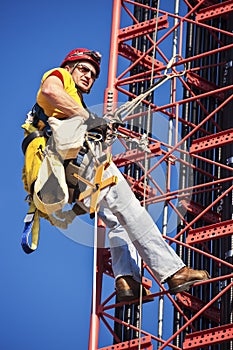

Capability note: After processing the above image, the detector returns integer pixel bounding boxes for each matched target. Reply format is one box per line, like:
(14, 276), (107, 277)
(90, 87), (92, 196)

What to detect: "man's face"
(69, 60), (97, 93)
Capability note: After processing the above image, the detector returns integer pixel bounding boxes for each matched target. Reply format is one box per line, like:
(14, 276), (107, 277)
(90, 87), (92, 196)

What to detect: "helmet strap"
(70, 62), (79, 75)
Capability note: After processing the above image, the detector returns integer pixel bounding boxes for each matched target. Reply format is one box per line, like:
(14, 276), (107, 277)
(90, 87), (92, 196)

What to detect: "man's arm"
(41, 75), (89, 120)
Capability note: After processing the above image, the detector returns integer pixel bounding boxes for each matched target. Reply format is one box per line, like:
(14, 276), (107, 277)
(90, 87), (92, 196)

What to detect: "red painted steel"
(122, 173), (157, 199)
(196, 0), (233, 22)
(99, 336), (153, 350)
(190, 128), (233, 154)
(179, 199), (221, 224)
(176, 292), (220, 323)
(183, 323), (233, 349)
(118, 43), (164, 71)
(112, 142), (162, 168)
(118, 15), (168, 42)
(187, 220), (233, 244)
(186, 72), (225, 100)
(103, 0), (121, 113)
(88, 225), (106, 350)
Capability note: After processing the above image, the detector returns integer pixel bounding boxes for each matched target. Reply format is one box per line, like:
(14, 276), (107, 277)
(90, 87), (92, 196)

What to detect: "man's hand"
(103, 112), (125, 130)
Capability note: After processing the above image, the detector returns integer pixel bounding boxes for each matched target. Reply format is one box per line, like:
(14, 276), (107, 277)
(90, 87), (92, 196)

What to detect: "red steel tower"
(89, 1), (233, 349)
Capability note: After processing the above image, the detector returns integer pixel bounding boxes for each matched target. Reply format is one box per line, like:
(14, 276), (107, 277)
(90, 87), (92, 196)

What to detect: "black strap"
(32, 103), (49, 128)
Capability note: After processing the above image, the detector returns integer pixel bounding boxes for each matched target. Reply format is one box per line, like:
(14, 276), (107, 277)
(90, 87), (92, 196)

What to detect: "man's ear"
(63, 65), (71, 72)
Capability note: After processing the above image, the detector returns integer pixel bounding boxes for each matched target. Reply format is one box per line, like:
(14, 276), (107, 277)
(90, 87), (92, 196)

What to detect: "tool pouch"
(48, 115), (87, 159)
(33, 148), (69, 214)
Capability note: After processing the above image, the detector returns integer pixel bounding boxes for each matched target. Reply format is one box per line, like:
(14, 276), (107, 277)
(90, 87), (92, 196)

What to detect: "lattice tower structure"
(88, 1), (233, 349)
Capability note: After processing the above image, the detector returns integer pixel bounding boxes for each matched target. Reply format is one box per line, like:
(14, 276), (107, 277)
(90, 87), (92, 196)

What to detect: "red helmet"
(60, 48), (101, 77)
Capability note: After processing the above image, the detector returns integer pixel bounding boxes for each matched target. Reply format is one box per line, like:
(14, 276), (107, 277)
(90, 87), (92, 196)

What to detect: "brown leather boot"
(167, 266), (210, 294)
(115, 276), (153, 303)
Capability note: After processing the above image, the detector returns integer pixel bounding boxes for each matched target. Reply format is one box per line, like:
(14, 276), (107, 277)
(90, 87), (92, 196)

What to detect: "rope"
(114, 54), (186, 123)
(85, 134), (102, 166)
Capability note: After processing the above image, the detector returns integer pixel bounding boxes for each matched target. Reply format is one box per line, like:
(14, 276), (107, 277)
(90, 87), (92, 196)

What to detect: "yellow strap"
(77, 154), (118, 217)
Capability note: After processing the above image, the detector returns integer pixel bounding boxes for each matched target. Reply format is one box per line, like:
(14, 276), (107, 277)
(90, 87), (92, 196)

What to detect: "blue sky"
(0, 1), (185, 349)
(0, 1), (115, 349)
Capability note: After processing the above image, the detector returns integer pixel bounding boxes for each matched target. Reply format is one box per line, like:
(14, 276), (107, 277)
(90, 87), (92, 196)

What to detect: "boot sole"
(168, 279), (203, 294)
(117, 289), (135, 302)
(117, 289), (154, 303)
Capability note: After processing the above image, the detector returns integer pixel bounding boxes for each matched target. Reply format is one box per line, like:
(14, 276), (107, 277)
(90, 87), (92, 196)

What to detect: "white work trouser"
(98, 207), (142, 283)
(80, 152), (185, 284)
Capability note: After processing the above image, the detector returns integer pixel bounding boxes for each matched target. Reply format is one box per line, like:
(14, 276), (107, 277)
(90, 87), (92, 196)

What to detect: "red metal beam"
(179, 199), (221, 224)
(176, 292), (220, 324)
(186, 72), (224, 100)
(102, 248), (114, 278)
(196, 0), (233, 22)
(99, 336), (153, 349)
(187, 219), (233, 244)
(104, 0), (121, 112)
(118, 15), (168, 42)
(112, 142), (162, 168)
(183, 323), (233, 349)
(122, 173), (156, 199)
(190, 128), (233, 154)
(88, 226), (106, 350)
(118, 43), (164, 72)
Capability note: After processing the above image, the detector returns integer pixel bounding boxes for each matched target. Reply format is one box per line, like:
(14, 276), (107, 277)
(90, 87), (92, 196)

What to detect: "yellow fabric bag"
(21, 123), (46, 194)
(33, 147), (69, 215)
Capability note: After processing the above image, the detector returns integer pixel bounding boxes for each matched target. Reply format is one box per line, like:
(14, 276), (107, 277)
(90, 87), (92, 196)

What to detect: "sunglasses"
(76, 64), (97, 80)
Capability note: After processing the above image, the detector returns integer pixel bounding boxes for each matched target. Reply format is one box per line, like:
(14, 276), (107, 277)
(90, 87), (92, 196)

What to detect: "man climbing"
(29, 48), (210, 299)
